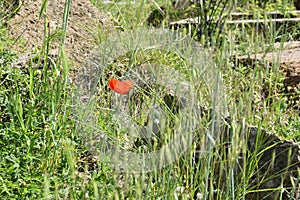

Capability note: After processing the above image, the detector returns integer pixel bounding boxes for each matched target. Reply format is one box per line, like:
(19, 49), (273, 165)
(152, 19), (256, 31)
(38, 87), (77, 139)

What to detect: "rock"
(244, 126), (300, 199)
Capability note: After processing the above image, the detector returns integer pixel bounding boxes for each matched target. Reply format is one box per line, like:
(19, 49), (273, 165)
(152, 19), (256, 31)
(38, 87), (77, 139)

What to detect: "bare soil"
(237, 41), (300, 111)
(7, 0), (112, 69)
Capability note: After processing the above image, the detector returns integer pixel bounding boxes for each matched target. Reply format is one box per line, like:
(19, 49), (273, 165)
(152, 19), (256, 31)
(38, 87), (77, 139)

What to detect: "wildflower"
(108, 77), (135, 94)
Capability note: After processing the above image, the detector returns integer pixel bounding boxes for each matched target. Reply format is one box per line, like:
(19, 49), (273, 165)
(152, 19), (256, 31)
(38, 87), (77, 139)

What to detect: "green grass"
(1, 0), (300, 199)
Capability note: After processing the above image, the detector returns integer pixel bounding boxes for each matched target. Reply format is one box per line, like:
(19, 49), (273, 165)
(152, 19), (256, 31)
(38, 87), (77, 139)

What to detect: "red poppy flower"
(108, 78), (135, 94)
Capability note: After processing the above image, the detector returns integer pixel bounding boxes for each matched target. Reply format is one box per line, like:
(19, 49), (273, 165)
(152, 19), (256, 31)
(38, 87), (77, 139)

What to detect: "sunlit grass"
(0, 0), (299, 199)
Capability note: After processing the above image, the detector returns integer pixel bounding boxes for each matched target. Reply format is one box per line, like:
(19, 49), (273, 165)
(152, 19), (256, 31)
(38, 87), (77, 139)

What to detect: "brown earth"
(6, 0), (112, 69)
(237, 41), (300, 111)
(238, 41), (300, 86)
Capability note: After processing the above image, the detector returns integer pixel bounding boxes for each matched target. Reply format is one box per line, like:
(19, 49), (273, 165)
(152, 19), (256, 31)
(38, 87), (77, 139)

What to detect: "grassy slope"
(0, 0), (299, 199)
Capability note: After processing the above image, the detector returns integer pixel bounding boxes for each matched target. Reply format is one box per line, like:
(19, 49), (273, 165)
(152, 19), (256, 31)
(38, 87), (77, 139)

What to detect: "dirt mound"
(237, 42), (300, 111)
(7, 0), (112, 69)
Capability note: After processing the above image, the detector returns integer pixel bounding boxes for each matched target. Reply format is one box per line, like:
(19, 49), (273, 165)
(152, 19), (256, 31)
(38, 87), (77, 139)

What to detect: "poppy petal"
(108, 78), (118, 90)
(108, 78), (135, 94)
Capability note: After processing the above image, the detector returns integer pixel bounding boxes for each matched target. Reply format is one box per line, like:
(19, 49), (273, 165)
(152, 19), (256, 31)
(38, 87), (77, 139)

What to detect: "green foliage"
(0, 0), (21, 23)
(256, 0), (295, 10)
(194, 0), (234, 46)
(0, 27), (14, 52)
(235, 0), (296, 12)
(0, 0), (299, 199)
